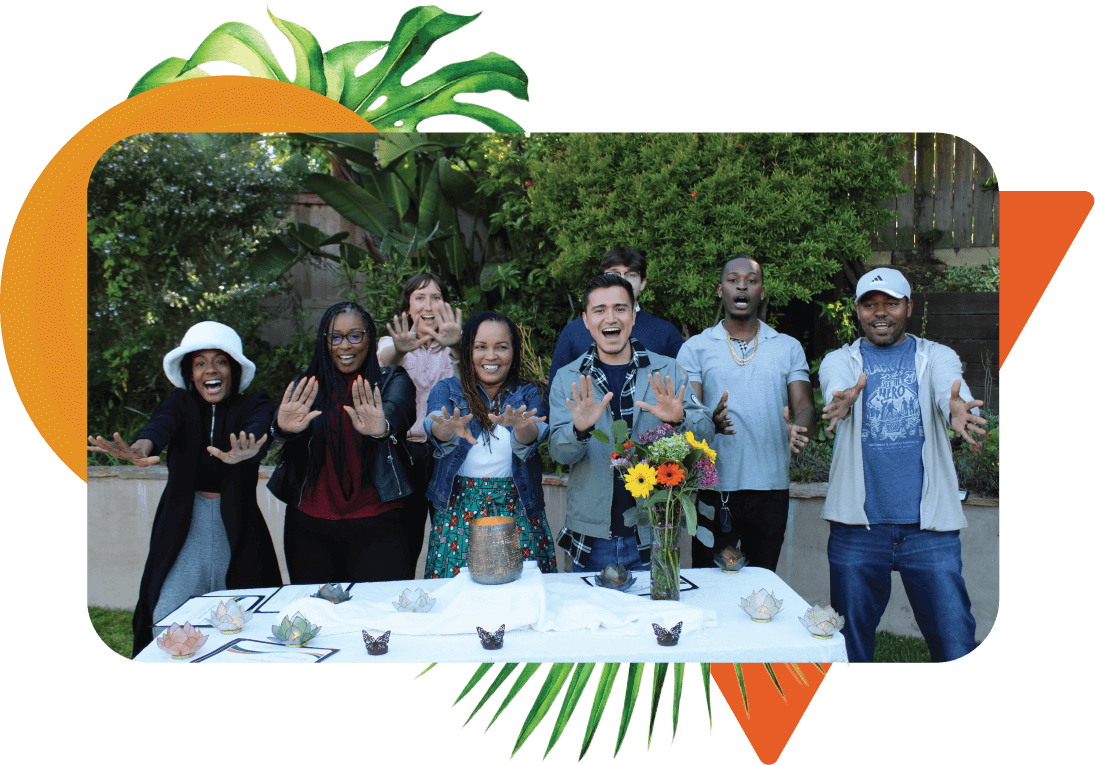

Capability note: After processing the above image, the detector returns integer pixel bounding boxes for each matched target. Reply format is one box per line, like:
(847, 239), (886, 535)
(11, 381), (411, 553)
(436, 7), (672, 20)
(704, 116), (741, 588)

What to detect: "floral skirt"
(425, 476), (558, 578)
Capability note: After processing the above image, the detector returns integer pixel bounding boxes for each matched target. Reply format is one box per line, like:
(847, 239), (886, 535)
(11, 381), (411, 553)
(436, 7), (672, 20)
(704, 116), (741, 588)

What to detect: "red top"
(298, 375), (402, 520)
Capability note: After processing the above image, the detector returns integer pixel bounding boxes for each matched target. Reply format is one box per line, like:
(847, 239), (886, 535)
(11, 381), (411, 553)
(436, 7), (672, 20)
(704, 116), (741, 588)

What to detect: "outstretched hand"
(87, 433), (159, 467)
(634, 372), (686, 425)
(207, 431), (269, 464)
(713, 390), (735, 435)
(278, 377), (322, 434)
(566, 375), (613, 434)
(386, 312), (429, 356)
(344, 377), (389, 437)
(821, 373), (866, 433)
(488, 404), (546, 445)
(418, 302), (463, 350)
(949, 379), (988, 451)
(784, 406), (809, 454)
(430, 406), (478, 445)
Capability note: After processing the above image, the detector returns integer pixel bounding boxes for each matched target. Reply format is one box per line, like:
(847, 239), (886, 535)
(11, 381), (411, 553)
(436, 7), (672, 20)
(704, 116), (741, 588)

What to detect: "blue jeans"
(828, 522), (976, 663)
(573, 536), (650, 574)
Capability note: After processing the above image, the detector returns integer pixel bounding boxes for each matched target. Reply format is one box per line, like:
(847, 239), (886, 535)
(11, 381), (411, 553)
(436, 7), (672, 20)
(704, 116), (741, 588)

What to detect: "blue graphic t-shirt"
(860, 338), (924, 524)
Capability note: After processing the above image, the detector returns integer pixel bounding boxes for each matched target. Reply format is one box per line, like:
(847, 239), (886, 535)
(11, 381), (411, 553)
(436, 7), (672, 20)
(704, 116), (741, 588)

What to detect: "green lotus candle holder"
(271, 612), (321, 646)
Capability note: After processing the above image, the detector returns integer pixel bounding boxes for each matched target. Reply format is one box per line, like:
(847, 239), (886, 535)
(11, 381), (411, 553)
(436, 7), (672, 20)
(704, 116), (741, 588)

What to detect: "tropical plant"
(129, 6), (528, 132)
(527, 133), (908, 337)
(249, 132), (491, 312)
(426, 660), (826, 758)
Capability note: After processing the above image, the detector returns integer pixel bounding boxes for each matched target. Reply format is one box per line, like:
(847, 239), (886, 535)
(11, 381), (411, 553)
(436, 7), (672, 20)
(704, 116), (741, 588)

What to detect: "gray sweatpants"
(151, 493), (231, 631)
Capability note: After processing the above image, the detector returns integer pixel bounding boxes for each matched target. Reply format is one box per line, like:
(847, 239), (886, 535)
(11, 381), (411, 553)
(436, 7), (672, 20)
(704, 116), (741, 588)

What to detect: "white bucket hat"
(162, 321), (256, 392)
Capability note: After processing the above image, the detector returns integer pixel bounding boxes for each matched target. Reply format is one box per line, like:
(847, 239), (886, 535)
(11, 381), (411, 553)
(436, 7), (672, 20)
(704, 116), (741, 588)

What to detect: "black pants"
(284, 505), (409, 584)
(692, 489), (790, 572)
(400, 440), (433, 579)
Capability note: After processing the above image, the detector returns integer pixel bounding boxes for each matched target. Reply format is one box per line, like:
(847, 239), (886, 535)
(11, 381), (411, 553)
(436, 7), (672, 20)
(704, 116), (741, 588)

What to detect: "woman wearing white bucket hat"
(88, 321), (282, 656)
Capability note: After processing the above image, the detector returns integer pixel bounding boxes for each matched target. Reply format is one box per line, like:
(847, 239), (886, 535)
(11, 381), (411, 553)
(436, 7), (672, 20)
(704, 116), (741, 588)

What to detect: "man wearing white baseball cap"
(818, 267), (988, 662)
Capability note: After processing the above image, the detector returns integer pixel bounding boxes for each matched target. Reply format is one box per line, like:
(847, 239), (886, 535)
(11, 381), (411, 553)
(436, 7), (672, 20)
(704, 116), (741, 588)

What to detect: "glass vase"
(650, 522), (681, 600)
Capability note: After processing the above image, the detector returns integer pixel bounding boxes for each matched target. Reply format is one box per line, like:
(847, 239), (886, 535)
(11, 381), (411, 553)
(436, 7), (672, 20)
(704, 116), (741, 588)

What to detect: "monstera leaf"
(129, 6), (527, 132)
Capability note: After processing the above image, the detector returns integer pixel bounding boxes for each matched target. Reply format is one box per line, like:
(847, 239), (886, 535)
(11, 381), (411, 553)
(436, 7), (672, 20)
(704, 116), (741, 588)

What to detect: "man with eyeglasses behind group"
(547, 247), (684, 397)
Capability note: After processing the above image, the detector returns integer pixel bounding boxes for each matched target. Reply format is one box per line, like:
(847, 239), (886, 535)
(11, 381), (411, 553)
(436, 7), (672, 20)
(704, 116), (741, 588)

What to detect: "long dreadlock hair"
(276, 301), (384, 501)
(459, 312), (525, 435)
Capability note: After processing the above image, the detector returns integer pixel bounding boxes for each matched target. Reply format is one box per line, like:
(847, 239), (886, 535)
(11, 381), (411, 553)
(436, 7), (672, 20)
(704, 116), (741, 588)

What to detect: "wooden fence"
(871, 133), (999, 252)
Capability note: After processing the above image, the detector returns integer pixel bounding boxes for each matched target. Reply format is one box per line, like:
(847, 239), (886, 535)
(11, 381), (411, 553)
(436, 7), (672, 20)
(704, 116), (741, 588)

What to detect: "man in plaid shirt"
(548, 273), (714, 573)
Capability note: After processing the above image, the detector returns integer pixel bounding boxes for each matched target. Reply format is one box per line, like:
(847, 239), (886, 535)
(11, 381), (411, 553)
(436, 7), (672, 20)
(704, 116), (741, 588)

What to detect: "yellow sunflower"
(624, 463), (658, 499)
(686, 431), (717, 462)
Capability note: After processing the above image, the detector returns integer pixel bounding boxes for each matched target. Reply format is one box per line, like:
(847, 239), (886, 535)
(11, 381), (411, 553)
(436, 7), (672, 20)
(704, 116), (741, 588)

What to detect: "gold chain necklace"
(724, 324), (761, 366)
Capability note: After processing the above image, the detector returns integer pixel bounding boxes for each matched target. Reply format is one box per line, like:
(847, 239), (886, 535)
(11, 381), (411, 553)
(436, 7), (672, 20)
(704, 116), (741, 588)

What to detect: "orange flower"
(656, 462), (686, 486)
(690, 192), (697, 197)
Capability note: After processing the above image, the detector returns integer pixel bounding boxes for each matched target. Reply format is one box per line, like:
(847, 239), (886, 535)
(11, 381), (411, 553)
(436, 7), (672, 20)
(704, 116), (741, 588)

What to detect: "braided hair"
(278, 301), (384, 500)
(458, 312), (525, 435)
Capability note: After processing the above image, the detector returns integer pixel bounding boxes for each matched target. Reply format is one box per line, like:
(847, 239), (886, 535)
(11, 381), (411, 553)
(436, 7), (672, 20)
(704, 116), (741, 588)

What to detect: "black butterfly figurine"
(477, 624), (505, 650)
(362, 629), (391, 655)
(652, 621), (683, 646)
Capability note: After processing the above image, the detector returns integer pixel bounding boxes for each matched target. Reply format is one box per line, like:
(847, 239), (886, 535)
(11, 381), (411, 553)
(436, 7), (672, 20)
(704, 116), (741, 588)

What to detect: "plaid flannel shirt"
(556, 339), (652, 569)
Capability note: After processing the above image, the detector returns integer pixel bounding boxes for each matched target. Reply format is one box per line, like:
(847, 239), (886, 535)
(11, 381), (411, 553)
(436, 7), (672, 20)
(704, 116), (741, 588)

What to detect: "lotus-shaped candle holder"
(156, 622), (208, 659)
(393, 588), (436, 613)
(311, 583), (352, 604)
(594, 563), (635, 592)
(798, 605), (845, 639)
(740, 589), (783, 622)
(714, 544), (748, 573)
(208, 600), (252, 634)
(270, 612), (322, 646)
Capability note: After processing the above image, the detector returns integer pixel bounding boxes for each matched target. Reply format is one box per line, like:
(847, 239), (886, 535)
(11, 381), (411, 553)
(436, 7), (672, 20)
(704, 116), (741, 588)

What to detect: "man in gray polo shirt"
(677, 255), (815, 571)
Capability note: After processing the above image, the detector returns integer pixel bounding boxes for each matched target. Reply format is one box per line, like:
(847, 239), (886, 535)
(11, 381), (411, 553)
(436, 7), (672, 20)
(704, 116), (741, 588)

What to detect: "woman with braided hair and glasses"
(423, 311), (557, 578)
(267, 301), (416, 583)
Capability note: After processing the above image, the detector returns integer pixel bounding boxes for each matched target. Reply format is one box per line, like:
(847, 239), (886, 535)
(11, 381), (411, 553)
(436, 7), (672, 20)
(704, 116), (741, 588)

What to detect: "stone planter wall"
(88, 469), (998, 643)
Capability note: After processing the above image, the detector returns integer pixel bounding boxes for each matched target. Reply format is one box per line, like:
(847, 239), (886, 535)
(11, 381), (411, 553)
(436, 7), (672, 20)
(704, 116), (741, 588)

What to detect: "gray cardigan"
(819, 335), (977, 530)
(548, 349), (714, 541)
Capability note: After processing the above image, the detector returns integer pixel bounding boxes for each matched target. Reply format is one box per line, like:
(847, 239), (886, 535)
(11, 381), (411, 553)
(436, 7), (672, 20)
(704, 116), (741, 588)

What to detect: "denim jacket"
(424, 377), (548, 516)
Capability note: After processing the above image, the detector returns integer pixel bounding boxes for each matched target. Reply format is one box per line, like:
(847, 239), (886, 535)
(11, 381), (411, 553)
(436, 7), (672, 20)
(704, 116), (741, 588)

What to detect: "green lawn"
(88, 606), (937, 662)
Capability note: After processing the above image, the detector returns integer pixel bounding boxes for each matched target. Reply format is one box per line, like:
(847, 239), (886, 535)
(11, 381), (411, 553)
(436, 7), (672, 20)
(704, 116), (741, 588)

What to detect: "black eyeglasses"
(327, 330), (366, 346)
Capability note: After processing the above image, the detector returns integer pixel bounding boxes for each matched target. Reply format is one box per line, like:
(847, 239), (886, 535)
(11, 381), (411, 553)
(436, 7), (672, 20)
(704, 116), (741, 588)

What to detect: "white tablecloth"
(136, 566), (848, 663)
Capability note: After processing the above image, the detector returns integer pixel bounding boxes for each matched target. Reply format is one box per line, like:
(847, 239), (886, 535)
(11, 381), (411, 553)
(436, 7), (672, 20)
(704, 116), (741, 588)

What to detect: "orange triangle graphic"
(712, 662), (830, 763)
(1000, 190), (1093, 366)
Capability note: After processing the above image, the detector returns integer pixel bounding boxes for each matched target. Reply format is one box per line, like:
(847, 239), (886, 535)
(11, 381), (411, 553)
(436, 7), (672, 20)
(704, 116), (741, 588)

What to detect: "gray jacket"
(819, 335), (976, 530)
(548, 349), (714, 540)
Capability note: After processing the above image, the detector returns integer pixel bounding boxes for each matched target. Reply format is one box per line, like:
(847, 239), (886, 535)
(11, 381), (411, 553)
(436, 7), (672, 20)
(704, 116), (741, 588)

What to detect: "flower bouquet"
(593, 420), (717, 599)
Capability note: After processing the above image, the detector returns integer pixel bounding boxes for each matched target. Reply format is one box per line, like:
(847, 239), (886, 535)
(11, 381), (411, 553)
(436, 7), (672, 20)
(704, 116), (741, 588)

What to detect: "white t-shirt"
(458, 425), (513, 478)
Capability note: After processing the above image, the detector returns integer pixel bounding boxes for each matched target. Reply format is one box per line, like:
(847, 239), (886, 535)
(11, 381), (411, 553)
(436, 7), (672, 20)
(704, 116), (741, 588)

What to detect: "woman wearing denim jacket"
(423, 312), (558, 578)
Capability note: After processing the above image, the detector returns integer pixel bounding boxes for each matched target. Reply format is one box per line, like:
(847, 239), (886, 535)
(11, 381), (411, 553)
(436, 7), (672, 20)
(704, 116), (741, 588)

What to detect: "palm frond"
(734, 663), (749, 717)
(615, 663), (644, 755)
(486, 663), (541, 731)
(544, 663), (595, 758)
(671, 664), (685, 742)
(648, 663), (669, 747)
(579, 663), (620, 760)
(512, 663), (574, 756)
(464, 663), (520, 727)
(762, 663), (786, 701)
(416, 662), (437, 678)
(454, 663), (494, 705)
(700, 663), (712, 727)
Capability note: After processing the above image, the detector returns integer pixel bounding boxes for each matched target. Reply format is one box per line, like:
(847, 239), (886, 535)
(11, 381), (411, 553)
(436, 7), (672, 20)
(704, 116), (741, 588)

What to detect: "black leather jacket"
(267, 365), (416, 507)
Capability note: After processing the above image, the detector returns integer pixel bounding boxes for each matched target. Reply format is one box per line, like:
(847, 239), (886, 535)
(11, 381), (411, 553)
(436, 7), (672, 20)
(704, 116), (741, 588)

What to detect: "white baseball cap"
(855, 268), (911, 303)
(162, 321), (256, 391)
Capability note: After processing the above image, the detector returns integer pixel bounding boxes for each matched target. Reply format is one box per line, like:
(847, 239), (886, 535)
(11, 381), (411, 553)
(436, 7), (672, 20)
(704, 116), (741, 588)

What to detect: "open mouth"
(602, 327), (622, 339)
(482, 364), (500, 372)
(203, 380), (224, 394)
(337, 354), (357, 364)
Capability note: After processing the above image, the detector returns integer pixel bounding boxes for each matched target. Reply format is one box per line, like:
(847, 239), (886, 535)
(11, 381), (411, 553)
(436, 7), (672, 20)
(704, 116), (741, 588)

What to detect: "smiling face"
(327, 311), (370, 374)
(856, 291), (913, 347)
(407, 279), (445, 334)
(471, 320), (514, 396)
(720, 257), (765, 322)
(583, 285), (636, 364)
(190, 349), (233, 404)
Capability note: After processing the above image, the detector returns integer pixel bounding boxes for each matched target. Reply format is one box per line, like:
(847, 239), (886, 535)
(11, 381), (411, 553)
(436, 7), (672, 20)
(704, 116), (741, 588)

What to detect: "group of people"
(91, 246), (988, 663)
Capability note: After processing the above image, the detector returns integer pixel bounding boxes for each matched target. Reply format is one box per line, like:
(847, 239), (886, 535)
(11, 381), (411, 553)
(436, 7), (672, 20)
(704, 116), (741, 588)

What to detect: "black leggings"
(284, 506), (409, 584)
(692, 489), (790, 572)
